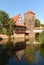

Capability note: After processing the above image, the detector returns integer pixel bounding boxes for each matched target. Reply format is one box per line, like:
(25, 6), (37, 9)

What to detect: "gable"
(16, 15), (23, 24)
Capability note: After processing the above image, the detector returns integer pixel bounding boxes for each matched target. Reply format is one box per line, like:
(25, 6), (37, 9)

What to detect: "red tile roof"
(12, 14), (30, 27)
(24, 10), (35, 14)
(13, 14), (20, 22)
(12, 14), (26, 27)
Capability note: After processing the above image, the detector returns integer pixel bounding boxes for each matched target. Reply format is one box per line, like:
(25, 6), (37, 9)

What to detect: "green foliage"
(0, 10), (14, 36)
(7, 19), (14, 36)
(41, 24), (44, 27)
(0, 10), (9, 34)
(35, 33), (39, 42)
(0, 10), (9, 25)
(0, 27), (2, 34)
(35, 19), (40, 27)
(39, 31), (44, 43)
(0, 10), (14, 53)
(3, 39), (14, 52)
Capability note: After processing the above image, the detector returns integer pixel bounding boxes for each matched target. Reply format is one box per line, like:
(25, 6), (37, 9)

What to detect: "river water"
(0, 41), (44, 65)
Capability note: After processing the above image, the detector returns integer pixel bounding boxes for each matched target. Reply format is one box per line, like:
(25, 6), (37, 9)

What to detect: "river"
(0, 41), (44, 65)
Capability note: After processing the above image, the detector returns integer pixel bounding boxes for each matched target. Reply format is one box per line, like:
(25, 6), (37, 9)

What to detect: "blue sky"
(0, 0), (44, 24)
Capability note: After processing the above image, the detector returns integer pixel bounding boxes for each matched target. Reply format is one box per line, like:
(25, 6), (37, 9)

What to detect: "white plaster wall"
(34, 30), (43, 33)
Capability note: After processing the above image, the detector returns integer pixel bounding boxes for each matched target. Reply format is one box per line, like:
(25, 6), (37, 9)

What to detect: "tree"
(0, 10), (14, 35)
(0, 10), (15, 56)
(4, 18), (14, 36)
(41, 24), (44, 27)
(39, 31), (44, 43)
(0, 10), (9, 34)
(35, 19), (40, 27)
(0, 10), (9, 25)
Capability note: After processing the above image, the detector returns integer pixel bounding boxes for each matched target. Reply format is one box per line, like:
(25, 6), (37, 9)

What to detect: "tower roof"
(24, 10), (35, 14)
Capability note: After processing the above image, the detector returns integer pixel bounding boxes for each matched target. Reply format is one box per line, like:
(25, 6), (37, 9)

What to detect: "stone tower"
(24, 10), (35, 44)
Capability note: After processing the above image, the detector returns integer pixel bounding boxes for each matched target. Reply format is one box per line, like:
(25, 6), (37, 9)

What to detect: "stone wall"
(24, 10), (35, 44)
(0, 33), (25, 45)
(0, 34), (9, 45)
(11, 33), (25, 44)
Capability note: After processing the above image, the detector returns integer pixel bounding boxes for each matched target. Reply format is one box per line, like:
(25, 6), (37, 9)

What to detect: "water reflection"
(24, 44), (35, 63)
(0, 52), (9, 65)
(39, 44), (44, 59)
(0, 40), (44, 65)
(0, 41), (26, 65)
(24, 40), (44, 64)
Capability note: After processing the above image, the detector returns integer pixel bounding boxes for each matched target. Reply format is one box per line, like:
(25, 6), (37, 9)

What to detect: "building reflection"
(24, 40), (35, 63)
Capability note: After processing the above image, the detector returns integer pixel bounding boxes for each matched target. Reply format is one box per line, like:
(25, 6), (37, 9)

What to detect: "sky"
(0, 0), (44, 24)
